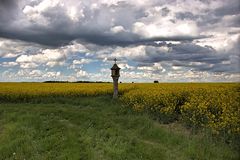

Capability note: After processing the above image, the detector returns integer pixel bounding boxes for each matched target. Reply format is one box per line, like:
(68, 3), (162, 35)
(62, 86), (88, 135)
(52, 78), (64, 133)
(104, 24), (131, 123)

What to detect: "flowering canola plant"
(0, 83), (132, 102)
(0, 82), (239, 139)
(121, 83), (240, 138)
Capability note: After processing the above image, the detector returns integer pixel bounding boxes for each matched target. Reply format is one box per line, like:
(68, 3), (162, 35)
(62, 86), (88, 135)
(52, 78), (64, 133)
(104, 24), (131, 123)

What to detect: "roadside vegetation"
(0, 83), (239, 159)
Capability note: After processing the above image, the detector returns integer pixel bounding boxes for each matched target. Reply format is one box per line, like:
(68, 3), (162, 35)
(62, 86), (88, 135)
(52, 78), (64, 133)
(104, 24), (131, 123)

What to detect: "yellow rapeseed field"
(121, 83), (240, 139)
(0, 82), (239, 140)
(0, 82), (132, 101)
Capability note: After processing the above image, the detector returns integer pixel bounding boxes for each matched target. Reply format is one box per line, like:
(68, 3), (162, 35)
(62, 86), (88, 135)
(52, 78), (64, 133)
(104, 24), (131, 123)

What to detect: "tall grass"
(0, 96), (239, 159)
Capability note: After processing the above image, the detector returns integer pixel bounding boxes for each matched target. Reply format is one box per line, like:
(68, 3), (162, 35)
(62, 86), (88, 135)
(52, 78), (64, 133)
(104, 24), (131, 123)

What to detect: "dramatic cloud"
(0, 0), (211, 47)
(0, 0), (239, 82)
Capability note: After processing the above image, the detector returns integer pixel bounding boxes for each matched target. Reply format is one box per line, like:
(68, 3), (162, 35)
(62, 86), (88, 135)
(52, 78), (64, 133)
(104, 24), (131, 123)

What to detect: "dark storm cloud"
(171, 59), (239, 73)
(78, 34), (210, 46)
(0, 23), (210, 47)
(175, 0), (240, 29)
(175, 12), (199, 21)
(161, 7), (170, 17)
(228, 31), (240, 35)
(134, 42), (239, 73)
(0, 0), (16, 9)
(0, 0), (211, 47)
(214, 0), (240, 16)
(0, 0), (18, 22)
(0, 0), (142, 46)
(0, 0), (239, 63)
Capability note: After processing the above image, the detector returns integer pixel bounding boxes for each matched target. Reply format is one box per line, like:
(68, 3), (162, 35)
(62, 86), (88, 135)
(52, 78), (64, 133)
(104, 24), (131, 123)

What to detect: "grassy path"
(0, 96), (238, 160)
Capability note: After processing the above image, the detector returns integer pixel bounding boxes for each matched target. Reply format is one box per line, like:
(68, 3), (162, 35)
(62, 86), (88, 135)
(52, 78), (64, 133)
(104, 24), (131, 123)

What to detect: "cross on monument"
(114, 58), (117, 64)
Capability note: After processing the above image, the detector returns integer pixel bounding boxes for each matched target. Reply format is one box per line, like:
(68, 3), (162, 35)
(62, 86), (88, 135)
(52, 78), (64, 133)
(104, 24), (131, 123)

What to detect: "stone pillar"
(112, 76), (119, 98)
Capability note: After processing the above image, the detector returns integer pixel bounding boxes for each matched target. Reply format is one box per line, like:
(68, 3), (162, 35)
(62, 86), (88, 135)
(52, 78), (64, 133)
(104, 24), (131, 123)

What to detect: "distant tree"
(43, 81), (68, 83)
(154, 80), (159, 83)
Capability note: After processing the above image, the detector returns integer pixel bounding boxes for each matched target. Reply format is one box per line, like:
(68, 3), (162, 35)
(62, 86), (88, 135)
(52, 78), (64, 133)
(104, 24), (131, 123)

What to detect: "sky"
(0, 0), (239, 82)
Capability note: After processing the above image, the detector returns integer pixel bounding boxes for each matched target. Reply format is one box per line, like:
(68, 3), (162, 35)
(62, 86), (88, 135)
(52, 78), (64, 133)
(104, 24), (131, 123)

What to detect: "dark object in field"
(111, 58), (121, 98)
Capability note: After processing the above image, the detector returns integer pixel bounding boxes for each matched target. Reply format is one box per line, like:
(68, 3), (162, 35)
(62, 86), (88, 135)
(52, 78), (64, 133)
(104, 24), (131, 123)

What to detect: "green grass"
(0, 96), (239, 160)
